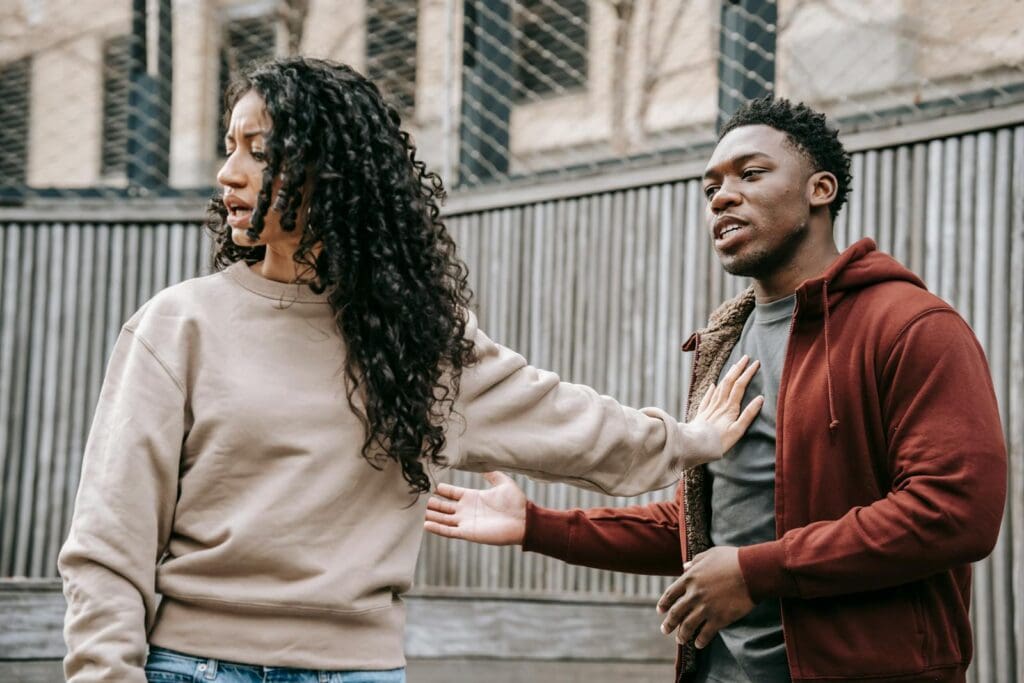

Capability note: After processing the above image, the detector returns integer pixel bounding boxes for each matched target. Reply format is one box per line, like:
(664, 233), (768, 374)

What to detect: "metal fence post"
(458, 0), (512, 185)
(126, 0), (172, 192)
(717, 0), (777, 132)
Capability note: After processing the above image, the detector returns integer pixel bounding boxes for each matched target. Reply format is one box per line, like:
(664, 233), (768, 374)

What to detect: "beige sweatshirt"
(58, 260), (711, 682)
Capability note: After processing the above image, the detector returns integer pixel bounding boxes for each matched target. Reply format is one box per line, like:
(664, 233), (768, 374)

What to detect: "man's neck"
(753, 240), (841, 303)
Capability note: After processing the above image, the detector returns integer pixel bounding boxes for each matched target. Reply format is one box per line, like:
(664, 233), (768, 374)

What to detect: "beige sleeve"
(446, 312), (707, 496)
(57, 325), (186, 683)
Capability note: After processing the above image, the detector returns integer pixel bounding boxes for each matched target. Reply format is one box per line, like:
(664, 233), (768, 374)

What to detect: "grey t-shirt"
(696, 293), (795, 683)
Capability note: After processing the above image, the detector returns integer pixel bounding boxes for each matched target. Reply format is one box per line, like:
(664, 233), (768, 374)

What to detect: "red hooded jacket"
(524, 239), (1007, 682)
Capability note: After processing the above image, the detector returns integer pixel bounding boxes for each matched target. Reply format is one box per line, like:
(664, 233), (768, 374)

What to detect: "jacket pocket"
(786, 585), (928, 679)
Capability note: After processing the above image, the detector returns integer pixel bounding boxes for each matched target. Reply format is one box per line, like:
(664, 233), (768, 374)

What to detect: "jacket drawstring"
(822, 280), (840, 433)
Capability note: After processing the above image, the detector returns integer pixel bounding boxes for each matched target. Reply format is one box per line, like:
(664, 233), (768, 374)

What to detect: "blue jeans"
(144, 646), (407, 683)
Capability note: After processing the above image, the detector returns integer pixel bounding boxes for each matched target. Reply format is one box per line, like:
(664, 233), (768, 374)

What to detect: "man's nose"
(710, 182), (740, 213)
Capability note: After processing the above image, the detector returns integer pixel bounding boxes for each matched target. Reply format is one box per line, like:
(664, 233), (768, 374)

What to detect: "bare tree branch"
(638, 0), (690, 135)
(278, 0), (310, 55)
(609, 0), (635, 154)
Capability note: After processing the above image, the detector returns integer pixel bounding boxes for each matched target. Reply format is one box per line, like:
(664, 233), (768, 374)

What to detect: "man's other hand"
(657, 546), (756, 648)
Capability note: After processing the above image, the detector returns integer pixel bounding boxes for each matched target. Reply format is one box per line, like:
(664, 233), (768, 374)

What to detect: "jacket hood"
(796, 237), (926, 313)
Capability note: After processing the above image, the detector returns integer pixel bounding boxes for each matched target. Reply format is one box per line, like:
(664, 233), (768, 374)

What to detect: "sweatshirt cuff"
(522, 501), (575, 558)
(737, 540), (800, 602)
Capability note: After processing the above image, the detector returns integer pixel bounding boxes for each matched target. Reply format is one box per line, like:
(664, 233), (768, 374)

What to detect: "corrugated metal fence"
(1, 125), (1022, 681)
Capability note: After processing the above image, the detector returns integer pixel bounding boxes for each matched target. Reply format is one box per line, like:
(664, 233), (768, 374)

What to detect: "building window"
(514, 0), (588, 99)
(217, 14), (277, 155)
(101, 35), (132, 176)
(365, 0), (418, 119)
(0, 58), (31, 185)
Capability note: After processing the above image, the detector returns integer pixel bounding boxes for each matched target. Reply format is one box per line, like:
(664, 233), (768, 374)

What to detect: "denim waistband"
(145, 646), (406, 683)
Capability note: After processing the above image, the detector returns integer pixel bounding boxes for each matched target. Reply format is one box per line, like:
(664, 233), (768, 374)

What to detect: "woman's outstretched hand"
(424, 472), (528, 546)
(685, 355), (764, 465)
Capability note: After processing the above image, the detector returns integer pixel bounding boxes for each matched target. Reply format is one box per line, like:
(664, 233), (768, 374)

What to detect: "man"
(424, 97), (1007, 682)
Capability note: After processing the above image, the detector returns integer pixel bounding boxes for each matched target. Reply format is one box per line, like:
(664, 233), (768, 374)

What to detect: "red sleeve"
(739, 309), (1007, 601)
(523, 498), (684, 576)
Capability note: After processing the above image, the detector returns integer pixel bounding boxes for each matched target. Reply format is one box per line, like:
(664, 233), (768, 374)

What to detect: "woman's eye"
(252, 150), (267, 162)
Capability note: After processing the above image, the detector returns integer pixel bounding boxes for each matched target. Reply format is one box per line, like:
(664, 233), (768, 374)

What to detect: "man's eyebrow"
(703, 152), (773, 179)
(224, 130), (270, 144)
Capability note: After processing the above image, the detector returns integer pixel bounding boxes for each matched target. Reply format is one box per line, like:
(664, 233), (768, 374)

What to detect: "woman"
(58, 57), (762, 683)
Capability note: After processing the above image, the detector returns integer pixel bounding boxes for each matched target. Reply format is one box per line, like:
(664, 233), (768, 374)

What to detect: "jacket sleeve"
(523, 499), (685, 576)
(57, 325), (187, 683)
(738, 309), (1007, 601)
(447, 312), (715, 496)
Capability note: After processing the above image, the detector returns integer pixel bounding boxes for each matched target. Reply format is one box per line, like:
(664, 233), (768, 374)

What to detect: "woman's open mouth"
(224, 196), (254, 228)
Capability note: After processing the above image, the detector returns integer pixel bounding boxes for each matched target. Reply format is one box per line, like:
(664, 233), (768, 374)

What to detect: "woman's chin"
(230, 227), (262, 247)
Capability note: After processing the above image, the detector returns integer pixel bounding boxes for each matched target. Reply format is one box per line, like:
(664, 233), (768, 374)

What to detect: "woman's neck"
(250, 244), (319, 285)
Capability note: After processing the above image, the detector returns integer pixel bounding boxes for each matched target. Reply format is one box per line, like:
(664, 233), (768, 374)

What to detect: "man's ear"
(808, 171), (838, 209)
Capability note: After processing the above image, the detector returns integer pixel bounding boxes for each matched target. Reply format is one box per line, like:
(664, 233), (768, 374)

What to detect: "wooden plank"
(877, 148), (895, 255)
(969, 131), (995, 683)
(939, 137), (959, 305)
(892, 145), (912, 266)
(30, 224), (63, 578)
(988, 128), (1015, 683)
(62, 225), (95, 552)
(0, 580), (64, 659)
(47, 224), (78, 579)
(404, 595), (675, 661)
(0, 581), (674, 664)
(908, 142), (928, 278)
(0, 226), (21, 576)
(1010, 125), (1024, 683)
(0, 660), (64, 683)
(956, 136), (976, 317)
(923, 139), (943, 292)
(14, 227), (48, 575)
(406, 659), (673, 683)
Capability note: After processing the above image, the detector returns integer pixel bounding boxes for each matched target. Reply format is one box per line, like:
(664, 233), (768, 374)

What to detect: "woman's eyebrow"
(224, 130), (270, 144)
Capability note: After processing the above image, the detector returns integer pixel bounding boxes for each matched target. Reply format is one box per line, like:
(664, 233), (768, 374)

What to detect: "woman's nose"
(216, 154), (245, 189)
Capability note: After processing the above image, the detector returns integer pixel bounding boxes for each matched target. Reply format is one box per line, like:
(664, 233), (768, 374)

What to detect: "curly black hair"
(720, 96), (852, 221)
(205, 57), (476, 494)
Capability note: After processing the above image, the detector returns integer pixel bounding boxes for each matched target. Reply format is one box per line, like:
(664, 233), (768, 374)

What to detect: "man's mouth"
(718, 225), (744, 239)
(714, 216), (749, 241)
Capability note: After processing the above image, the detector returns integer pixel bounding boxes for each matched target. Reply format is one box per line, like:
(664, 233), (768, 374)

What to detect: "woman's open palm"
(424, 472), (528, 546)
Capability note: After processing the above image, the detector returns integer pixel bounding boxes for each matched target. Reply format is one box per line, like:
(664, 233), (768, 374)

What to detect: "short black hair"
(720, 96), (852, 221)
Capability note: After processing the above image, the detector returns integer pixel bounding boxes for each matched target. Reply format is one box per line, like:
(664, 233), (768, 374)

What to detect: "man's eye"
(704, 186), (718, 200)
(742, 169), (763, 179)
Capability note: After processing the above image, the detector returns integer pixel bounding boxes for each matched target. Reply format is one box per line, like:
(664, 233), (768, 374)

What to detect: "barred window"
(0, 58), (31, 185)
(217, 15), (277, 156)
(366, 0), (418, 119)
(101, 35), (132, 176)
(514, 0), (588, 98)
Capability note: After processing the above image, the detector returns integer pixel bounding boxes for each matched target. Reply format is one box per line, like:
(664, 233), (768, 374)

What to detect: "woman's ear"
(808, 170), (838, 209)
